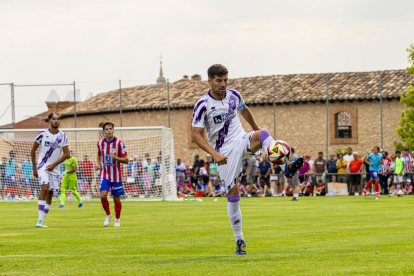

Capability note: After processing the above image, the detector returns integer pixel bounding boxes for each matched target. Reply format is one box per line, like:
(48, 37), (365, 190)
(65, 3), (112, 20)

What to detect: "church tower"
(156, 56), (166, 85)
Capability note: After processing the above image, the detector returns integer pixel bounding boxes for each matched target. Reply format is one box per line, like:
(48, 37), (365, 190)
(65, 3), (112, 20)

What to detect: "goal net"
(0, 127), (177, 201)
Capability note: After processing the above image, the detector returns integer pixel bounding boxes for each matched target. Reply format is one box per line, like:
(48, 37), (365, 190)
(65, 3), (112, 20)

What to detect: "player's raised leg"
(249, 129), (304, 178)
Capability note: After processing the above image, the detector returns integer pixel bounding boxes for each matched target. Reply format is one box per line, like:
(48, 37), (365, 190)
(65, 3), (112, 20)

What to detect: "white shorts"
(38, 170), (60, 192)
(218, 132), (258, 195)
(394, 175), (403, 183)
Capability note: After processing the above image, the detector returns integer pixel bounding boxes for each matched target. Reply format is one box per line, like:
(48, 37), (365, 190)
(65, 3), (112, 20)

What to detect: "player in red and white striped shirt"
(96, 122), (128, 227)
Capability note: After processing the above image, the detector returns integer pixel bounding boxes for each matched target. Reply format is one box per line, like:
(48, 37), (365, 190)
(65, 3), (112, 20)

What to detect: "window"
(335, 111), (352, 138)
(329, 105), (358, 145)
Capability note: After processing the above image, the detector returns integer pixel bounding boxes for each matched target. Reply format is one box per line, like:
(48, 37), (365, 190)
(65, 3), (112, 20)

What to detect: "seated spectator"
(259, 179), (271, 197)
(315, 180), (326, 196)
(184, 165), (194, 187)
(330, 175), (338, 183)
(299, 178), (312, 196)
(212, 183), (225, 197)
(195, 176), (209, 197)
(404, 179), (413, 195)
(239, 182), (248, 197)
(246, 182), (260, 197)
(178, 184), (195, 197)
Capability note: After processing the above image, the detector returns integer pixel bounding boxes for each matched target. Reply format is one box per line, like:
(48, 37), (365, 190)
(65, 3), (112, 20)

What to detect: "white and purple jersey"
(35, 129), (68, 175)
(192, 89), (246, 155)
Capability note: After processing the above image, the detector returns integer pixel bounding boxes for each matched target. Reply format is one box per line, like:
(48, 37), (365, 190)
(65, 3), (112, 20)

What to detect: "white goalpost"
(0, 127), (177, 201)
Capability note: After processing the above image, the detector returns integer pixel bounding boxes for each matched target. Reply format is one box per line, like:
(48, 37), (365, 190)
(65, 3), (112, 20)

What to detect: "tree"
(394, 44), (414, 151)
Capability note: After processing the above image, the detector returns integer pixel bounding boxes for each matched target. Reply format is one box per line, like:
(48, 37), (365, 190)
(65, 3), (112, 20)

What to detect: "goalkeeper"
(57, 154), (83, 208)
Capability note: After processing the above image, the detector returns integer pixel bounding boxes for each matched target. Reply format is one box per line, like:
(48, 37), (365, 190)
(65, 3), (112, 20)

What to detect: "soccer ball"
(266, 140), (291, 165)
(397, 190), (403, 197)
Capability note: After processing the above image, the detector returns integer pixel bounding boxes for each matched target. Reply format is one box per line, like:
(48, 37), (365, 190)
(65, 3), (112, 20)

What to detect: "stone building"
(59, 70), (414, 163)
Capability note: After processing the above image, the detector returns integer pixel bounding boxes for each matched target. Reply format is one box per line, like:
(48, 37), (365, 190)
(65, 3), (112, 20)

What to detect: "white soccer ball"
(397, 190), (403, 197)
(266, 140), (291, 165)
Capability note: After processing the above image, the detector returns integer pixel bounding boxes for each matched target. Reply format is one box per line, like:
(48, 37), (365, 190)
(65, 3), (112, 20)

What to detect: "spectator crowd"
(176, 147), (414, 198)
(2, 146), (413, 201)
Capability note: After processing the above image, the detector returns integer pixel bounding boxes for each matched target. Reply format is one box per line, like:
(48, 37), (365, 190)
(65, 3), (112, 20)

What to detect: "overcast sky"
(0, 0), (413, 125)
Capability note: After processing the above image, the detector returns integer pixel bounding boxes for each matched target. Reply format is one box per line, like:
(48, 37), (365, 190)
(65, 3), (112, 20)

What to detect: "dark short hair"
(45, 112), (60, 122)
(347, 147), (352, 151)
(207, 64), (228, 79)
(396, 151), (401, 154)
(102, 121), (115, 130)
(384, 151), (388, 156)
(338, 153), (343, 157)
(373, 146), (380, 151)
(318, 152), (323, 155)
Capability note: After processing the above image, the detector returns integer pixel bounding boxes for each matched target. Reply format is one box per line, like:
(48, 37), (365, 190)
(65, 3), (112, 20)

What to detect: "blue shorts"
(370, 170), (379, 179)
(100, 178), (125, 196)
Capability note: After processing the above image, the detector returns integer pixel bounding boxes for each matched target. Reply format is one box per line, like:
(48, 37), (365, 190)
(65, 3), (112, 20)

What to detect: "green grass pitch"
(1, 196), (414, 275)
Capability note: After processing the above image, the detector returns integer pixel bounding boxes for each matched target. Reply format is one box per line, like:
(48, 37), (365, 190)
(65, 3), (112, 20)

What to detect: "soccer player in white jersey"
(96, 121), (128, 227)
(192, 64), (303, 255)
(31, 113), (70, 227)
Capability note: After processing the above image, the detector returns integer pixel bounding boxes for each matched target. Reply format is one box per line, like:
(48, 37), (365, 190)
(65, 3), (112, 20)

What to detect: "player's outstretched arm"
(46, 145), (70, 171)
(240, 106), (260, 131)
(191, 126), (228, 165)
(31, 142), (39, 178)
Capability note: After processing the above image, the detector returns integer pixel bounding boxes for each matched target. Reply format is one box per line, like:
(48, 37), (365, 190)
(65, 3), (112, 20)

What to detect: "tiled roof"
(60, 70), (414, 117)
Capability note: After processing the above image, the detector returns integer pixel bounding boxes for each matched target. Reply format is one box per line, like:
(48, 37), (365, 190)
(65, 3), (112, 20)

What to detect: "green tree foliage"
(394, 44), (414, 151)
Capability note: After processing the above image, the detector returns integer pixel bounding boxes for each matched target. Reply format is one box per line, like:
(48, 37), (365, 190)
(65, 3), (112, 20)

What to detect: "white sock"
(227, 201), (244, 241)
(43, 204), (51, 221)
(38, 200), (46, 221)
(293, 193), (298, 198)
(262, 136), (273, 152)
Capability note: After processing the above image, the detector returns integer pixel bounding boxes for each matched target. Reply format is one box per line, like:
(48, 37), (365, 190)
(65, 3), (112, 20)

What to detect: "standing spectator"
(21, 154), (33, 199)
(349, 152), (363, 196)
(146, 158), (155, 184)
(258, 155), (271, 189)
(272, 164), (285, 197)
(392, 151), (404, 195)
(327, 153), (338, 182)
(80, 155), (94, 196)
(191, 154), (200, 185)
(298, 155), (311, 183)
(142, 153), (150, 168)
(0, 157), (6, 199)
(175, 158), (186, 191)
(401, 148), (413, 189)
(343, 147), (354, 172)
(336, 153), (348, 184)
(246, 156), (257, 186)
(379, 151), (391, 195)
(314, 152), (327, 184)
(411, 151), (414, 182)
(206, 155), (218, 189)
(5, 150), (18, 200)
(142, 167), (153, 197)
(134, 156), (143, 192)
